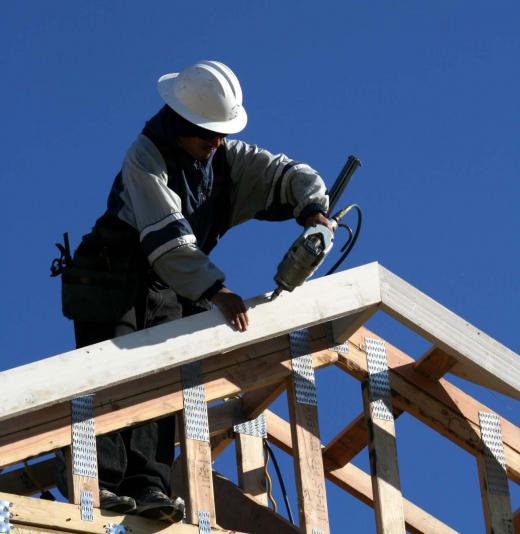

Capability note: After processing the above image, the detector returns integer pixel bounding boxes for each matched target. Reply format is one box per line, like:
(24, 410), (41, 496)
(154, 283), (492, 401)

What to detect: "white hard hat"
(157, 60), (248, 135)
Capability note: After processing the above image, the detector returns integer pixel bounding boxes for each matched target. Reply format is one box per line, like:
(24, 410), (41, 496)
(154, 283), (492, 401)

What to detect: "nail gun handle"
(328, 155), (361, 215)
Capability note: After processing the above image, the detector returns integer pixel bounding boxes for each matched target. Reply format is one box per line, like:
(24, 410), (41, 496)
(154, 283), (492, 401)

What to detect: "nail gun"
(270, 155), (362, 301)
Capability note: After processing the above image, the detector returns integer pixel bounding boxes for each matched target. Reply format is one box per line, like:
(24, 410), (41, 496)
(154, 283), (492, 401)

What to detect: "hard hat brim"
(157, 73), (248, 135)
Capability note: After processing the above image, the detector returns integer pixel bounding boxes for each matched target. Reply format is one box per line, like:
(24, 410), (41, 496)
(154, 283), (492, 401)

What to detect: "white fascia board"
(379, 265), (520, 399)
(0, 262), (382, 422)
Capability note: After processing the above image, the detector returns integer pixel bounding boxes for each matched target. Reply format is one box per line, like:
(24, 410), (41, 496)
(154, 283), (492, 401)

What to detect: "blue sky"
(1, 2), (519, 532)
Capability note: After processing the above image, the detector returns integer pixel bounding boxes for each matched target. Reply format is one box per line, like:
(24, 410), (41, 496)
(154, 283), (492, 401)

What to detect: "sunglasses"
(195, 130), (228, 141)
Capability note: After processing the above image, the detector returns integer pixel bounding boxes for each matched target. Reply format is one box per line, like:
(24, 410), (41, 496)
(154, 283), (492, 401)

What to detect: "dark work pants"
(73, 276), (206, 498)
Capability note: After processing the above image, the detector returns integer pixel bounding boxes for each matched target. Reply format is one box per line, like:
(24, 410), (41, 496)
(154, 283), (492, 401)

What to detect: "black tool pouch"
(58, 216), (143, 323)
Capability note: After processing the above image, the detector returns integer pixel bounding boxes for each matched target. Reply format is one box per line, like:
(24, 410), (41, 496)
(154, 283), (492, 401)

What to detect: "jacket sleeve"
(119, 135), (225, 301)
(223, 138), (329, 227)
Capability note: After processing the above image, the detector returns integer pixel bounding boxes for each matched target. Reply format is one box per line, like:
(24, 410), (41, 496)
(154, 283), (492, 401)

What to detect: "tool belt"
(52, 215), (145, 323)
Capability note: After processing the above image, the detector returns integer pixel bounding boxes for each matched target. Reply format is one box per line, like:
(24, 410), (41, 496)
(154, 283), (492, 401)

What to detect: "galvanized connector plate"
(198, 510), (211, 534)
(312, 529), (326, 534)
(0, 500), (12, 533)
(289, 329), (317, 406)
(71, 395), (98, 478)
(479, 411), (510, 496)
(364, 337), (393, 421)
(326, 322), (348, 354)
(234, 412), (267, 438)
(105, 524), (128, 534)
(182, 361), (210, 442)
(80, 490), (94, 522)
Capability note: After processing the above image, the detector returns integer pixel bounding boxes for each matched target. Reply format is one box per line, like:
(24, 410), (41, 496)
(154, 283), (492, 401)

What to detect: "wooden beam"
(378, 265), (520, 399)
(181, 437), (216, 527)
(0, 491), (244, 533)
(266, 411), (458, 534)
(0, 262), (381, 424)
(413, 347), (457, 380)
(513, 508), (519, 533)
(172, 459), (299, 534)
(0, 383), (292, 498)
(67, 397), (100, 511)
(213, 471), (298, 534)
(0, 332), (337, 468)
(287, 332), (330, 534)
(476, 412), (514, 534)
(235, 432), (267, 506)
(362, 379), (405, 533)
(337, 327), (520, 484)
(179, 362), (216, 528)
(323, 340), (455, 469)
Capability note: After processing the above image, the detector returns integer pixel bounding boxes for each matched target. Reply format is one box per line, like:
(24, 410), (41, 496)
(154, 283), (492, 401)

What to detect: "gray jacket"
(108, 125), (328, 301)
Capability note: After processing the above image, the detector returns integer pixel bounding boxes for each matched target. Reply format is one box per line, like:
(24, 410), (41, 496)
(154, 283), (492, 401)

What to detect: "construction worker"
(57, 60), (330, 520)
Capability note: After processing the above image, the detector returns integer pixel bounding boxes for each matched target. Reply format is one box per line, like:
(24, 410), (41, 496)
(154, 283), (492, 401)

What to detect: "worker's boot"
(99, 489), (137, 514)
(134, 487), (185, 522)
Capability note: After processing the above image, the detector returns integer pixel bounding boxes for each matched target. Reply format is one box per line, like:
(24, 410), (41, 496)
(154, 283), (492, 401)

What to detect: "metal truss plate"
(326, 322), (349, 354)
(80, 490), (94, 522)
(289, 329), (317, 406)
(234, 412), (267, 438)
(181, 361), (210, 442)
(364, 337), (393, 421)
(0, 500), (11, 533)
(312, 529), (325, 534)
(71, 395), (98, 478)
(198, 510), (211, 533)
(479, 411), (510, 496)
(105, 524), (128, 534)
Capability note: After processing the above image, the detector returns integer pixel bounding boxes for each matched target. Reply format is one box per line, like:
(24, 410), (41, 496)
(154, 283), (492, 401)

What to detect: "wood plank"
(266, 411), (458, 534)
(362, 380), (405, 534)
(0, 340), (337, 468)
(0, 263), (381, 423)
(476, 412), (514, 534)
(0, 491), (244, 533)
(181, 437), (216, 527)
(172, 460), (299, 534)
(179, 362), (216, 528)
(235, 432), (267, 506)
(287, 357), (329, 533)
(476, 453), (514, 534)
(378, 265), (520, 399)
(213, 471), (298, 534)
(0, 382), (292, 497)
(340, 328), (520, 484)
(1, 329), (313, 439)
(513, 508), (519, 534)
(414, 347), (457, 380)
(323, 340), (455, 470)
(67, 398), (100, 510)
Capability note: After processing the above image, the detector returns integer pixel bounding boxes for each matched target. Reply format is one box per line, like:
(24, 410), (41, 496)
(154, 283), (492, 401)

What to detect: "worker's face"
(178, 134), (226, 161)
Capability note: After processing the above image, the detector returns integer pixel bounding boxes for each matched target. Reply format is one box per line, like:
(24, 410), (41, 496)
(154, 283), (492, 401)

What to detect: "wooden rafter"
(265, 411), (458, 534)
(0, 332), (336, 468)
(323, 341), (458, 467)
(336, 327), (520, 483)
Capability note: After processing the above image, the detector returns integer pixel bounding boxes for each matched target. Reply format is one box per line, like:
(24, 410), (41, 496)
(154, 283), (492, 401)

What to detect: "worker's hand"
(211, 287), (249, 332)
(304, 212), (334, 232)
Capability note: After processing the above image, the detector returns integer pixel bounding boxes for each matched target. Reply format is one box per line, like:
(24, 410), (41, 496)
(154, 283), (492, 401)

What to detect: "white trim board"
(0, 262), (381, 422)
(379, 265), (520, 400)
(1, 260), (518, 425)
